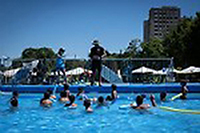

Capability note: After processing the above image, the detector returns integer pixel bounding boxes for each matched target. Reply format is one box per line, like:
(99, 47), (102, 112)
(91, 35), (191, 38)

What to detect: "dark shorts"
(91, 60), (102, 72)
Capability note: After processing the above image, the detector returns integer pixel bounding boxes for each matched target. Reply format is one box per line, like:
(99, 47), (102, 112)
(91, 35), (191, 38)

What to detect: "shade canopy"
(180, 66), (200, 74)
(66, 67), (92, 76)
(132, 66), (157, 74)
(3, 68), (21, 77)
(51, 67), (92, 76)
(154, 68), (182, 75)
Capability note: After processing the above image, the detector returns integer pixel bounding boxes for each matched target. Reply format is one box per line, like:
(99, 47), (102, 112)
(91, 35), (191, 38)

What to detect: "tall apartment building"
(144, 6), (181, 42)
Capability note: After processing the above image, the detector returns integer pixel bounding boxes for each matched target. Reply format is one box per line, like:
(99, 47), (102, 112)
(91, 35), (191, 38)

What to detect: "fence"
(0, 57), (174, 85)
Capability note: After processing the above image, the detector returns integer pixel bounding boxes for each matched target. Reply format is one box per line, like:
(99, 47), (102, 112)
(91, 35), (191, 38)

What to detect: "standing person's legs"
(91, 60), (96, 86)
(97, 60), (102, 86)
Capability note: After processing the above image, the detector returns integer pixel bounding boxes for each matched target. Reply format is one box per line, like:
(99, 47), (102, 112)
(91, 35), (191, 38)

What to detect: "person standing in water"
(89, 40), (106, 86)
(10, 91), (19, 107)
(180, 81), (188, 99)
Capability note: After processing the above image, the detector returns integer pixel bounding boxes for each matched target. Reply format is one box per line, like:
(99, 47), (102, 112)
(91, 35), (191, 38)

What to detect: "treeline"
(108, 12), (200, 68)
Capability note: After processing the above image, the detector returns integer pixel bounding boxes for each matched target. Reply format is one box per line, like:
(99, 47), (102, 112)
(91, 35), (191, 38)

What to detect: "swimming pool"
(0, 93), (200, 133)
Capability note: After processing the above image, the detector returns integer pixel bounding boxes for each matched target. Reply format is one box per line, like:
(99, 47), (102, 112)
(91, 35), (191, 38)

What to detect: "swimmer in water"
(160, 92), (167, 102)
(76, 87), (89, 101)
(111, 84), (118, 100)
(96, 96), (108, 107)
(83, 99), (93, 113)
(180, 81), (188, 99)
(105, 84), (118, 102)
(59, 84), (70, 102)
(106, 95), (113, 101)
(59, 91), (69, 102)
(40, 92), (52, 107)
(64, 95), (77, 108)
(10, 91), (19, 107)
(64, 84), (70, 98)
(150, 94), (157, 107)
(47, 88), (56, 100)
(130, 95), (151, 109)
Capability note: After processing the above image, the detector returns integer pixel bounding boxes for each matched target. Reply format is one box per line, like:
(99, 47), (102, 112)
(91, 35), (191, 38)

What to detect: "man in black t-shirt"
(89, 40), (106, 86)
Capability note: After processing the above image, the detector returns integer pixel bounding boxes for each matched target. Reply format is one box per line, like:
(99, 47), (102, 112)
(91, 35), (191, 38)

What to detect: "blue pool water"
(1, 93), (200, 133)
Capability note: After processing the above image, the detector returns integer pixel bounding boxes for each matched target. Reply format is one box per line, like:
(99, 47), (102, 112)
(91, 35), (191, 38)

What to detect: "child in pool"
(47, 88), (56, 100)
(10, 91), (19, 107)
(130, 95), (157, 109)
(59, 84), (70, 102)
(64, 95), (77, 108)
(180, 81), (188, 99)
(40, 92), (52, 107)
(160, 91), (167, 102)
(83, 99), (93, 113)
(111, 84), (118, 100)
(105, 84), (118, 102)
(76, 87), (89, 100)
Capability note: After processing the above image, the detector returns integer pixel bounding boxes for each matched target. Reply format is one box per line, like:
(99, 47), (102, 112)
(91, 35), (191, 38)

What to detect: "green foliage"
(22, 47), (56, 59)
(163, 12), (200, 67)
(140, 38), (166, 58)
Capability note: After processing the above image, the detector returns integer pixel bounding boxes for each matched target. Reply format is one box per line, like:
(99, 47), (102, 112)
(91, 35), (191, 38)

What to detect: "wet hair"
(136, 95), (143, 106)
(64, 84), (69, 91)
(111, 84), (117, 90)
(13, 91), (19, 97)
(83, 100), (91, 110)
(44, 92), (50, 99)
(47, 88), (53, 95)
(76, 87), (84, 97)
(65, 95), (75, 107)
(160, 92), (167, 101)
(98, 96), (104, 104)
(60, 91), (67, 98)
(106, 95), (112, 101)
(141, 94), (146, 98)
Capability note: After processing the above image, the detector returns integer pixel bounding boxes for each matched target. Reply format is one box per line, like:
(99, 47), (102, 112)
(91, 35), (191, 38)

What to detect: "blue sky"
(0, 0), (200, 59)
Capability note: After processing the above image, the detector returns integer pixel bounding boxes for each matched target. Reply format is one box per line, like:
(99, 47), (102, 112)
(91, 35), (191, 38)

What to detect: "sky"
(0, 0), (200, 59)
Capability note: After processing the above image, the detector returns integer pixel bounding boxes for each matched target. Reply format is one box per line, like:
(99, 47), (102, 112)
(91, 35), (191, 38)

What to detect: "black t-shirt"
(89, 45), (105, 60)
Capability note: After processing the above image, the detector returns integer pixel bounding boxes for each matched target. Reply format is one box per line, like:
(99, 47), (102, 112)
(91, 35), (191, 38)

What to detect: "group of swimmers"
(39, 83), (118, 112)
(9, 81), (188, 112)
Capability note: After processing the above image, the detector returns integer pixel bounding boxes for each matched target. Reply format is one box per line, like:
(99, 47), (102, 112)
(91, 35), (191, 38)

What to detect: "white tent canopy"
(180, 66), (200, 74)
(154, 68), (182, 75)
(51, 67), (92, 76)
(3, 68), (21, 77)
(132, 66), (158, 74)
(66, 67), (92, 76)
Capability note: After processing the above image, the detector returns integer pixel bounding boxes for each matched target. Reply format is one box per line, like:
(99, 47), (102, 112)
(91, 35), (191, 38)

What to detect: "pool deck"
(1, 83), (200, 93)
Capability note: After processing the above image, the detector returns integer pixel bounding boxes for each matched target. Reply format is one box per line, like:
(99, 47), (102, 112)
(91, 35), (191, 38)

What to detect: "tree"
(187, 12), (200, 66)
(22, 47), (56, 59)
(140, 38), (166, 58)
(162, 13), (200, 67)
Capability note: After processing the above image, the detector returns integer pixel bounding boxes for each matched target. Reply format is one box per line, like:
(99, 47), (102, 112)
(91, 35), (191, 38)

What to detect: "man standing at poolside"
(89, 40), (106, 86)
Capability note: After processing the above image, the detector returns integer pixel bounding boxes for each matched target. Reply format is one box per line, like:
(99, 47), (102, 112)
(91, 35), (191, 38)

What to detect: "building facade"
(144, 6), (181, 42)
